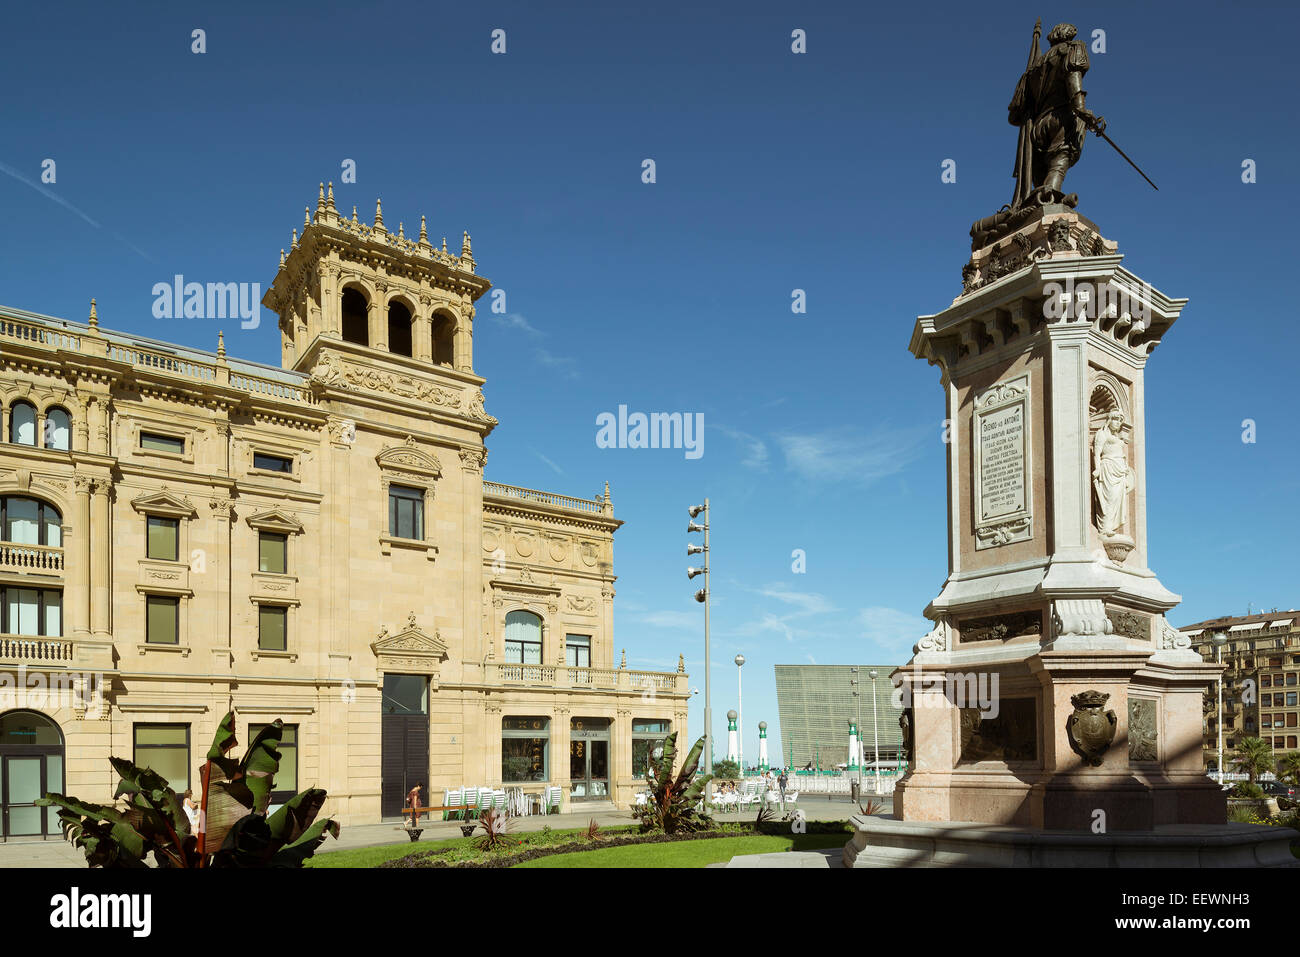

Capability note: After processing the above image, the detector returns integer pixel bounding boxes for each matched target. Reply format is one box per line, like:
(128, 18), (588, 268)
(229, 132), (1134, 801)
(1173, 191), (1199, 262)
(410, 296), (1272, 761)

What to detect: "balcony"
(0, 634), (75, 664)
(0, 542), (64, 574)
(485, 662), (687, 696)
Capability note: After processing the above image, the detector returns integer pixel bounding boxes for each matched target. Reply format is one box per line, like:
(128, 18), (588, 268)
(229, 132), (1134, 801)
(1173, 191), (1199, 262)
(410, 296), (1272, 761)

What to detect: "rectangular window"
(259, 532), (287, 574)
(2, 587), (62, 637)
(388, 485), (424, 540)
(1263, 675), (1272, 687)
(565, 634), (591, 668)
(140, 431), (185, 454)
(1289, 694), (1298, 708)
(1289, 674), (1298, 686)
(505, 637), (542, 665)
(632, 719), (671, 780)
(253, 452), (293, 474)
(146, 516), (179, 561)
(1263, 694), (1273, 707)
(502, 716), (549, 782)
(146, 595), (180, 645)
(249, 723), (297, 798)
(133, 724), (190, 793)
(258, 605), (287, 651)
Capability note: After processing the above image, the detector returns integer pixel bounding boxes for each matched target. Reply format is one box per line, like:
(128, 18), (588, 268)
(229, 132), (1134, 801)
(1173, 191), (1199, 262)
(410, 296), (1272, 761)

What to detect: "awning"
(1269, 619), (1293, 629)
(1228, 623), (1261, 632)
(1181, 628), (1204, 637)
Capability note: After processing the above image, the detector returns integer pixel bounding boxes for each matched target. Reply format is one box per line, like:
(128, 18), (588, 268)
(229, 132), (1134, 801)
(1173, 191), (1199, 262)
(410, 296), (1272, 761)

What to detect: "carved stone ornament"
(376, 435), (442, 477)
(1160, 619), (1191, 652)
(1128, 697), (1158, 762)
(1052, 599), (1114, 639)
(914, 616), (951, 654)
(1066, 690), (1117, 767)
(959, 610), (1041, 643)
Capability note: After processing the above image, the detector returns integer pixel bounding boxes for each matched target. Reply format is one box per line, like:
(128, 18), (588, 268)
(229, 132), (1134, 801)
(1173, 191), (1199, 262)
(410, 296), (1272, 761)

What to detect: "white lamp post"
(1212, 630), (1228, 785)
(870, 669), (881, 794)
(687, 503), (710, 792)
(735, 653), (745, 774)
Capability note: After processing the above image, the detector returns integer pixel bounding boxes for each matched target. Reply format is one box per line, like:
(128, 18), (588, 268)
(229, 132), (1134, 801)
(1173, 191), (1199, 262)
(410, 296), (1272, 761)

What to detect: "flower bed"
(380, 820), (851, 869)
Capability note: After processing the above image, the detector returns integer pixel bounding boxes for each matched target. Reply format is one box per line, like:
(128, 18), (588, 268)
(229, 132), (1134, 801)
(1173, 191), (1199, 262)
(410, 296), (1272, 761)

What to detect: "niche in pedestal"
(957, 697), (1038, 764)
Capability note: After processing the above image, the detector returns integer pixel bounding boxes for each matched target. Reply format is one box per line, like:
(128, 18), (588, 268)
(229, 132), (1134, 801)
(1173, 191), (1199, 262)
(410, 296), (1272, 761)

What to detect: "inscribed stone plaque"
(958, 697), (1037, 764)
(973, 375), (1032, 549)
(1129, 698), (1158, 762)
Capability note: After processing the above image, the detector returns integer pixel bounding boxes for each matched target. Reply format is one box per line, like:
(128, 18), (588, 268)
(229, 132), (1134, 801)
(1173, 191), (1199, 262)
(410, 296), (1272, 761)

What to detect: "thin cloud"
(712, 424), (769, 470)
(858, 606), (930, 658)
(636, 610), (700, 630)
(532, 449), (565, 475)
(496, 312), (541, 336)
(535, 347), (578, 379)
(0, 160), (152, 261)
(758, 583), (836, 616)
(774, 425), (930, 484)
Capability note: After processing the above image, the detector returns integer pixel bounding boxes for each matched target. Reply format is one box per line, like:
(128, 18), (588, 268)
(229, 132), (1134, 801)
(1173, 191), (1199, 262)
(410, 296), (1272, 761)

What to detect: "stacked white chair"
(443, 787), (463, 821)
(462, 786), (479, 820)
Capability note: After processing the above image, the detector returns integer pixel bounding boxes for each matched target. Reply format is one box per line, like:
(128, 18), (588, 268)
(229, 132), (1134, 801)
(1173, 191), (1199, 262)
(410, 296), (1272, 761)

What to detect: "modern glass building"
(774, 664), (903, 769)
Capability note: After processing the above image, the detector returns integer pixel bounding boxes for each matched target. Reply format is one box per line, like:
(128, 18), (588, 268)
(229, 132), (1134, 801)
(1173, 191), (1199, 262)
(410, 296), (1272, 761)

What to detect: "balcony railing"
(483, 482), (604, 514)
(0, 311), (316, 408)
(0, 542), (64, 573)
(486, 662), (686, 695)
(0, 635), (75, 663)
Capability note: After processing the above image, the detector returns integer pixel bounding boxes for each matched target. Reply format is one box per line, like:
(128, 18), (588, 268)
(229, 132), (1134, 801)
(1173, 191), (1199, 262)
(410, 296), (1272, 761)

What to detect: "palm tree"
(1278, 751), (1300, 788)
(1231, 737), (1275, 788)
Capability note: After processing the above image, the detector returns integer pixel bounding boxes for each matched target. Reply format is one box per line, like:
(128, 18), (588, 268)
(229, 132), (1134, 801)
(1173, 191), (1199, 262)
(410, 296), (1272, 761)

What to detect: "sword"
(1091, 124), (1159, 191)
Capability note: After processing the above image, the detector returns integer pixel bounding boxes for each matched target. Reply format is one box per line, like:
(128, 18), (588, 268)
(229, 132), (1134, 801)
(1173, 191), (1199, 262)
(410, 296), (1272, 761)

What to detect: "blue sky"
(2, 1), (1297, 764)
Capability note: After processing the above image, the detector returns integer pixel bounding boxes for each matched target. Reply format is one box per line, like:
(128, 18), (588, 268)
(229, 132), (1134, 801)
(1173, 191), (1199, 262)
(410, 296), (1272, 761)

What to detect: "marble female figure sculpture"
(1092, 411), (1135, 537)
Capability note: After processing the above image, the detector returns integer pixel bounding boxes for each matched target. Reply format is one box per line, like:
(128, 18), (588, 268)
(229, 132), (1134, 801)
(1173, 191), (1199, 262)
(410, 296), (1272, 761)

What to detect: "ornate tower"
(262, 184), (491, 380)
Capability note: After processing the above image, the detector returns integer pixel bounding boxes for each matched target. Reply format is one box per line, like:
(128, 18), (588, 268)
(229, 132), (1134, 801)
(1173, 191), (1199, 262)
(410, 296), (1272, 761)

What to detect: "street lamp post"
(870, 669), (881, 794)
(735, 654), (745, 775)
(1212, 630), (1228, 785)
(687, 502), (710, 793)
(850, 668), (862, 796)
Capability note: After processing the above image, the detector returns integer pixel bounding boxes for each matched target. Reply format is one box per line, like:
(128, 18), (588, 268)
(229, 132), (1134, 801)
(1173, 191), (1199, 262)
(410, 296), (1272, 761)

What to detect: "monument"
(844, 20), (1297, 867)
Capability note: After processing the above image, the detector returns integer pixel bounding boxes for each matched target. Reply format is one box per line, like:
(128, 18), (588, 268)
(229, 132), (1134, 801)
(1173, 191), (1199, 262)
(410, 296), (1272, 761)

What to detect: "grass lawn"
(306, 839), (468, 869)
(513, 832), (845, 868)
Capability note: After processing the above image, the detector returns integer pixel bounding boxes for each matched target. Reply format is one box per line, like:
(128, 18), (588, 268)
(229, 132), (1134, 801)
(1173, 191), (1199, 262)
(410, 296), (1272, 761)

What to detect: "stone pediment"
(245, 507), (304, 534)
(376, 436), (442, 478)
(371, 613), (448, 677)
(130, 487), (198, 518)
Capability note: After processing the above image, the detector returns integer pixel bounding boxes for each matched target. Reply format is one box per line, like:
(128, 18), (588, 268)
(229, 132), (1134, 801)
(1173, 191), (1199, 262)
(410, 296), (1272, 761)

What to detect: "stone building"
(1183, 611), (1300, 770)
(0, 187), (689, 836)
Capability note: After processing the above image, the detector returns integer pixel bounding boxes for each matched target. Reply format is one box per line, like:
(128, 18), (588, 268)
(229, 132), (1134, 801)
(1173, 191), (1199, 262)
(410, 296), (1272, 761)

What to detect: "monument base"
(842, 815), (1300, 868)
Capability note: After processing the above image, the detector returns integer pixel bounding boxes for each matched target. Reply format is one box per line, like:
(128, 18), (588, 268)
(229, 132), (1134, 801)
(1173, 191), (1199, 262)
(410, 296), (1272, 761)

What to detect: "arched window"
(341, 288), (369, 345)
(9, 402), (35, 446)
(1, 497), (61, 548)
(387, 300), (413, 357)
(504, 610), (543, 664)
(44, 407), (70, 451)
(431, 312), (455, 366)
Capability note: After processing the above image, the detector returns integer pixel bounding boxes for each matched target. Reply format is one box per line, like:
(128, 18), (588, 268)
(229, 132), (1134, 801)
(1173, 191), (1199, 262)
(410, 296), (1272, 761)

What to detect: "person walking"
(405, 781), (424, 826)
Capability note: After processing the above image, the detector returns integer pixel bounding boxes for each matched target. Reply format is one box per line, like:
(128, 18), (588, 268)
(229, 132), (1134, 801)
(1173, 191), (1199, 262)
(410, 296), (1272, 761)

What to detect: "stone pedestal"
(843, 816), (1300, 868)
(874, 209), (1226, 860)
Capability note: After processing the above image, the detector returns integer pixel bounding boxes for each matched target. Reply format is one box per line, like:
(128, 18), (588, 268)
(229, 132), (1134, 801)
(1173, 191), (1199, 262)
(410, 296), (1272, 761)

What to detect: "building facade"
(1182, 611), (1300, 770)
(0, 187), (689, 837)
(774, 664), (903, 769)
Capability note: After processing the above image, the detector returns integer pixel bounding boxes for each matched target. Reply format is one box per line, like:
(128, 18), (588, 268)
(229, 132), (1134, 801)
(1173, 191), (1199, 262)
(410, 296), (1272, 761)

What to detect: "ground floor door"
(380, 675), (429, 818)
(569, 718), (610, 801)
(0, 710), (64, 840)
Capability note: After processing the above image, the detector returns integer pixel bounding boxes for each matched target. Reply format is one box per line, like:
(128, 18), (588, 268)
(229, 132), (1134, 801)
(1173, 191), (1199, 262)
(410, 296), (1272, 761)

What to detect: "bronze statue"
(1008, 21), (1104, 209)
(970, 20), (1156, 249)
